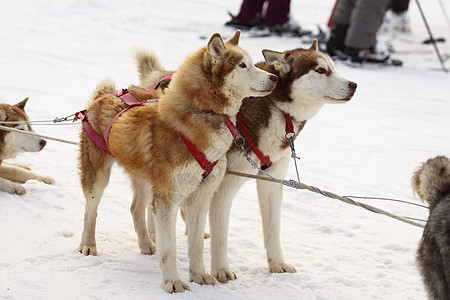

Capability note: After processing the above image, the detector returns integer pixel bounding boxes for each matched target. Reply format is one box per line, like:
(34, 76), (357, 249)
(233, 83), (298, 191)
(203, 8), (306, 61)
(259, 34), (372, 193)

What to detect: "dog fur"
(135, 40), (357, 282)
(77, 31), (277, 293)
(0, 98), (54, 195)
(412, 155), (450, 300)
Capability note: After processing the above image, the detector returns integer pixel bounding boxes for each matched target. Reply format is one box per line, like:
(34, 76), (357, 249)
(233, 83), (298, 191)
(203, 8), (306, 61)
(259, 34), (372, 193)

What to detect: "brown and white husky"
(77, 31), (277, 293)
(0, 98), (54, 195)
(135, 40), (357, 283)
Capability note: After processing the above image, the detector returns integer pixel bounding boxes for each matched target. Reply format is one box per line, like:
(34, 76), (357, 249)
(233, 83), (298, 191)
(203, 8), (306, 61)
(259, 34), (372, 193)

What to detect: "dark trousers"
(389, 0), (410, 14)
(237, 0), (291, 26)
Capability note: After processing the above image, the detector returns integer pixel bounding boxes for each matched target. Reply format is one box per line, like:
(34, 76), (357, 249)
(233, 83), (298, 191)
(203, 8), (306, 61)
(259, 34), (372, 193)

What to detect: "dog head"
(262, 39), (357, 120)
(411, 155), (450, 207)
(172, 30), (277, 116)
(0, 98), (47, 159)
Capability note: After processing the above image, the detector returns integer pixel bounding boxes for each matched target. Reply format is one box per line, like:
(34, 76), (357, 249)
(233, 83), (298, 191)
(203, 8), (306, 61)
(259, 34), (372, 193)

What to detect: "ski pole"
(414, 0), (448, 72)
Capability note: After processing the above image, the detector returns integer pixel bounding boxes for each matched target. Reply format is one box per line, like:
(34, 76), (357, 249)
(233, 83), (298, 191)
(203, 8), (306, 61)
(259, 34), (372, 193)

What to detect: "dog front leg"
(256, 157), (296, 273)
(153, 194), (190, 293)
(0, 177), (26, 195)
(0, 164), (54, 185)
(209, 171), (246, 282)
(186, 160), (227, 286)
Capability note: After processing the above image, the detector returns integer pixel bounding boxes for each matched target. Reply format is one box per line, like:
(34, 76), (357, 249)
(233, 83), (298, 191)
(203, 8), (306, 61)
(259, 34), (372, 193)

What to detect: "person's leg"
(237, 0), (266, 23)
(345, 0), (390, 50)
(265, 0), (290, 26)
(391, 0), (410, 14)
(327, 0), (356, 55)
(390, 0), (411, 32)
(332, 0), (356, 26)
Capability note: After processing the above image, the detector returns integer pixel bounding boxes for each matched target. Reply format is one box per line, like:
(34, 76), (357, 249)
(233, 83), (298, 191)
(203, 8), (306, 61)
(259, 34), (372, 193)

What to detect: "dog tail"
(89, 78), (117, 103)
(411, 155), (450, 206)
(132, 48), (166, 81)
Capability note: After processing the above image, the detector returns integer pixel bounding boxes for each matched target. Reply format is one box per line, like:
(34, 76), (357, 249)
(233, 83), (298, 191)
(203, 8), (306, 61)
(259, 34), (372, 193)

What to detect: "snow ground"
(0, 0), (449, 299)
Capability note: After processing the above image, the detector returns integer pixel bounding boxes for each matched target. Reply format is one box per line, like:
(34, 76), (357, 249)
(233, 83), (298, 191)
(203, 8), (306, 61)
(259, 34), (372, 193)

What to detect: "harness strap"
(75, 110), (112, 155)
(178, 115), (242, 179)
(153, 75), (173, 90)
(75, 76), (174, 157)
(236, 112), (272, 170)
(223, 115), (244, 143)
(236, 111), (296, 170)
(283, 112), (295, 138)
(178, 132), (218, 179)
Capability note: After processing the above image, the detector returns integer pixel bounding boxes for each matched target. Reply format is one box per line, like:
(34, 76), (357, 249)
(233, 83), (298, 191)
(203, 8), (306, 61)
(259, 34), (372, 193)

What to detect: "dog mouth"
(327, 96), (352, 102)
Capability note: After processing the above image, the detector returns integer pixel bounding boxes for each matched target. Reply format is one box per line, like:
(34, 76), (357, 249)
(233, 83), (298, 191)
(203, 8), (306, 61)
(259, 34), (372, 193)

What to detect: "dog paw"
(78, 245), (97, 256)
(190, 272), (218, 285)
(162, 280), (191, 293)
(4, 183), (27, 195)
(269, 262), (297, 273)
(212, 268), (237, 283)
(139, 241), (156, 255)
(36, 175), (55, 185)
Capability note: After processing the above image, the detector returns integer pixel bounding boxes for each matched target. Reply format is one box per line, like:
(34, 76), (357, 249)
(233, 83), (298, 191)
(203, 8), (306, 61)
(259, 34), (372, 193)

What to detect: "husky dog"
(412, 155), (450, 300)
(0, 98), (54, 195)
(77, 31), (277, 293)
(135, 40), (357, 282)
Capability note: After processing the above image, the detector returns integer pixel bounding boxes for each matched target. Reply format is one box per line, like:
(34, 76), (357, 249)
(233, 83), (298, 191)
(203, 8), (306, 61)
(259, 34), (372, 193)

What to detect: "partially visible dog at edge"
(134, 39), (357, 283)
(412, 155), (450, 300)
(77, 30), (277, 293)
(0, 98), (54, 195)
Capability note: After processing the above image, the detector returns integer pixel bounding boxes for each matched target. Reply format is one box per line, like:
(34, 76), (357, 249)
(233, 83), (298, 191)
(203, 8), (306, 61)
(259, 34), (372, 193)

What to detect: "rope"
(0, 113), (78, 126)
(227, 170), (425, 229)
(0, 115), (429, 229)
(343, 195), (429, 210)
(233, 143), (426, 229)
(0, 125), (78, 145)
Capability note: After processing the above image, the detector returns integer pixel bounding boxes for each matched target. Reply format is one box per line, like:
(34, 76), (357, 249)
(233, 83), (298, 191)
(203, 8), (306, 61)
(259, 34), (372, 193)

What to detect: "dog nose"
(39, 139), (47, 150)
(269, 74), (278, 82)
(348, 81), (357, 90)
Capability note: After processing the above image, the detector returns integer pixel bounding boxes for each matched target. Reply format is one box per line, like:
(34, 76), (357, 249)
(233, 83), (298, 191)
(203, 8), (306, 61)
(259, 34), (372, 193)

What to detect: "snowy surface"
(1, 0), (449, 299)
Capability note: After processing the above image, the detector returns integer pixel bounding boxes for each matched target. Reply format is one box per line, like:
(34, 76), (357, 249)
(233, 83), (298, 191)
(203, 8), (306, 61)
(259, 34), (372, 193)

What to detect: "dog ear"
(226, 30), (241, 46)
(309, 39), (318, 51)
(15, 97), (29, 110)
(207, 33), (227, 62)
(262, 49), (291, 75)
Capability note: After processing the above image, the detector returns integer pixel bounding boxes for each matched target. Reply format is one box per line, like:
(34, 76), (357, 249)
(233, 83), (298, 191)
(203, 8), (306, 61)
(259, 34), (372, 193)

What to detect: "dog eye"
(316, 67), (326, 74)
(239, 62), (247, 69)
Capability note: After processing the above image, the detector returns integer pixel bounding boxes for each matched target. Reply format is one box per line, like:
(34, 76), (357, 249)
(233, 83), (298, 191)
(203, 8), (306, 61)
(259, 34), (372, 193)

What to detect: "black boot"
(326, 23), (348, 56)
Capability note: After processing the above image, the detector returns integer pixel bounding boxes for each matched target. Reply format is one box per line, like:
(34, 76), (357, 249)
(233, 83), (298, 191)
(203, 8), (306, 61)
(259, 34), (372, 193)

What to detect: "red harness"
(75, 75), (172, 157)
(179, 116), (242, 178)
(75, 75), (243, 179)
(236, 111), (295, 170)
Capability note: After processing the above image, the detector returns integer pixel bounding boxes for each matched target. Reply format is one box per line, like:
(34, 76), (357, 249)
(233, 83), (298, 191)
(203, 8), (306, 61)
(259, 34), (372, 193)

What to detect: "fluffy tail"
(131, 48), (166, 84)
